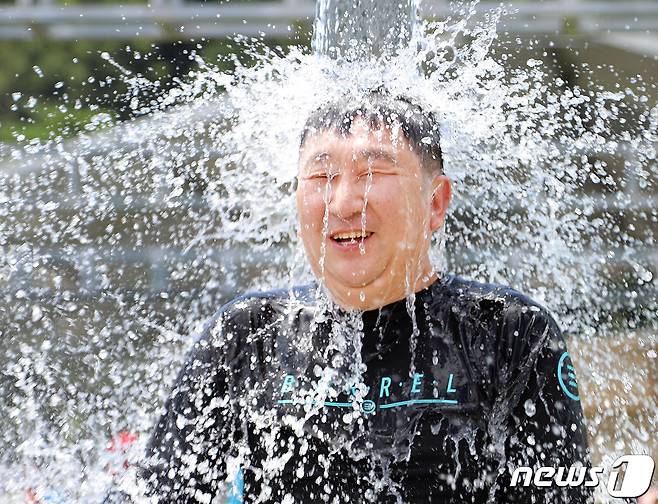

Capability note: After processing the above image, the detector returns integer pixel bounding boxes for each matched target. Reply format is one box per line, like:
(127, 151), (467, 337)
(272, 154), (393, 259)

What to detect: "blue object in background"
(43, 492), (67, 503)
(226, 467), (244, 504)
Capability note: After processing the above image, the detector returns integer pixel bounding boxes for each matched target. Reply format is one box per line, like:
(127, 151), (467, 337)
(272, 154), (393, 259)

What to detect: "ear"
(429, 175), (452, 232)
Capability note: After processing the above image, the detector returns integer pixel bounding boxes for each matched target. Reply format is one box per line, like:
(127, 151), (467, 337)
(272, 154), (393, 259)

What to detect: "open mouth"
(330, 230), (374, 246)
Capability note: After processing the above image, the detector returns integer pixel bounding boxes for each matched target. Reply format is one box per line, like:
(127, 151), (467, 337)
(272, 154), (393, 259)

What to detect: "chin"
(329, 259), (382, 282)
(326, 269), (388, 297)
(328, 269), (375, 289)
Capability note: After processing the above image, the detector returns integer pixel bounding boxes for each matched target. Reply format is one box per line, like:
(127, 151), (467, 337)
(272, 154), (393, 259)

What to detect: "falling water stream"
(0, 0), (656, 502)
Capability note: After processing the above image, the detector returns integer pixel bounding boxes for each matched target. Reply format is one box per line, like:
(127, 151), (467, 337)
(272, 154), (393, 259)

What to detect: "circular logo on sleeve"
(557, 351), (580, 401)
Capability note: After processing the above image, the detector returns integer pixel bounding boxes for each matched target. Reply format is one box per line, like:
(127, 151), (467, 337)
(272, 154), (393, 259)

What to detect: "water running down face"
(296, 117), (451, 311)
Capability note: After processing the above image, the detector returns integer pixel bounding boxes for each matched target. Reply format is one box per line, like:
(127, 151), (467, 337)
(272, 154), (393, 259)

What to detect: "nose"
(327, 173), (364, 220)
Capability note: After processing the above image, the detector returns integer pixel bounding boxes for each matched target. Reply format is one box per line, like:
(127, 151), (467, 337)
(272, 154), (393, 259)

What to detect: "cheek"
(375, 181), (427, 231)
(372, 181), (413, 216)
(296, 186), (326, 228)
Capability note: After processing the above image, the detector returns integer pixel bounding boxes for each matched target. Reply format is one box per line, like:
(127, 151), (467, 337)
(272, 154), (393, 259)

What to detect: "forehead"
(299, 118), (413, 162)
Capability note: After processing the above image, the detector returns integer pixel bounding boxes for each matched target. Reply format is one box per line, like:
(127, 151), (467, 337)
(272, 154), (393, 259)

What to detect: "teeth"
(332, 230), (372, 240)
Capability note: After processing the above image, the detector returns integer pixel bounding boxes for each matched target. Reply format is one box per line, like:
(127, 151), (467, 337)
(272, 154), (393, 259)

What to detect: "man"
(129, 92), (591, 503)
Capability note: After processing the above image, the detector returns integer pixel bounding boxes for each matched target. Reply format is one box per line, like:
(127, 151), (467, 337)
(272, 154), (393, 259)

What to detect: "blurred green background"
(1, 0), (657, 142)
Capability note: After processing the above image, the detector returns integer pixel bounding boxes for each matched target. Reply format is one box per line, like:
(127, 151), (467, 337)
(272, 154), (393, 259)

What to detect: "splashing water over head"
(297, 90), (450, 310)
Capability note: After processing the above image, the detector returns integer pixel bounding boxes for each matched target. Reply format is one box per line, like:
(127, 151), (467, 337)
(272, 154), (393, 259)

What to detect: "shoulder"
(439, 276), (569, 401)
(192, 284), (315, 351)
(446, 276), (567, 367)
(211, 284), (315, 324)
(167, 285), (316, 397)
(438, 274), (559, 330)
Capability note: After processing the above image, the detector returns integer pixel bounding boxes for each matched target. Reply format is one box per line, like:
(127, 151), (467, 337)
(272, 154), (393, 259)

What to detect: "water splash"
(0, 1), (656, 502)
(313, 0), (420, 61)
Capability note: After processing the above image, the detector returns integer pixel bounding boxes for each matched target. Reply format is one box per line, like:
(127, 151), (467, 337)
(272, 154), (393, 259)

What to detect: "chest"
(256, 331), (487, 458)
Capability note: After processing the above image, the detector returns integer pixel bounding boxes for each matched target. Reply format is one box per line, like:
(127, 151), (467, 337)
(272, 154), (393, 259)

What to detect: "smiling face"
(296, 118), (451, 311)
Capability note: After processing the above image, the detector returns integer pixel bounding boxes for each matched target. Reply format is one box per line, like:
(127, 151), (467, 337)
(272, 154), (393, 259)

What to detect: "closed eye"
(356, 167), (395, 179)
(306, 171), (337, 180)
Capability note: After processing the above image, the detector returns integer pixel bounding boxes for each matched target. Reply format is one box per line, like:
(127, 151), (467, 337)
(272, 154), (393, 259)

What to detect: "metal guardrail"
(4, 242), (656, 301)
(1, 1), (658, 40)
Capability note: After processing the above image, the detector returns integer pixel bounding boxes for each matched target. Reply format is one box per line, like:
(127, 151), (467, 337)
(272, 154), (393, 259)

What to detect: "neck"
(328, 265), (438, 312)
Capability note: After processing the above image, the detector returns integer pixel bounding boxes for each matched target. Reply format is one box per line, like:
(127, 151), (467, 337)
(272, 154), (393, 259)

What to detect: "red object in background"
(26, 487), (40, 504)
(24, 433), (140, 503)
(107, 431), (139, 470)
(108, 431), (138, 453)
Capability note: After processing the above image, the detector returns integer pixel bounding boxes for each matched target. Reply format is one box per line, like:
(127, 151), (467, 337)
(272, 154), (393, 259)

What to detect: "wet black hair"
(299, 91), (444, 175)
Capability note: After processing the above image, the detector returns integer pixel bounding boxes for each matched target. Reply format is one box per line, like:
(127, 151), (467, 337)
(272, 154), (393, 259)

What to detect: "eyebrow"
(302, 150), (331, 167)
(354, 148), (398, 164)
(300, 147), (399, 170)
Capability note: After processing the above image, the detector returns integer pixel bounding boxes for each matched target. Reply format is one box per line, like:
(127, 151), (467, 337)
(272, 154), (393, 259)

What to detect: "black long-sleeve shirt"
(132, 274), (592, 503)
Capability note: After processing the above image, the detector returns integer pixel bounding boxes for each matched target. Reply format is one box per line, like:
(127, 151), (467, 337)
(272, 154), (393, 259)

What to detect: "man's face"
(296, 118), (451, 310)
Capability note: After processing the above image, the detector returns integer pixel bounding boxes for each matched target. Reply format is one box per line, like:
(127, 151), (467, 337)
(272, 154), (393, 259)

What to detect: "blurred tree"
(0, 34), (308, 143)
